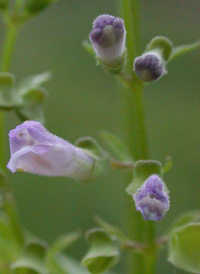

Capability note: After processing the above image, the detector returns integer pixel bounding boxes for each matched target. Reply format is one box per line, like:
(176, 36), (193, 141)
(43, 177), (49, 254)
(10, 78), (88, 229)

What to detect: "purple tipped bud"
(134, 52), (166, 82)
(89, 14), (126, 70)
(134, 175), (170, 221)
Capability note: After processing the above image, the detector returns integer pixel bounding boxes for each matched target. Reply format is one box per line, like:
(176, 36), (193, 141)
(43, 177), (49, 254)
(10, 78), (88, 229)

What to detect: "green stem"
(0, 0), (24, 247)
(1, 21), (19, 72)
(120, 0), (157, 273)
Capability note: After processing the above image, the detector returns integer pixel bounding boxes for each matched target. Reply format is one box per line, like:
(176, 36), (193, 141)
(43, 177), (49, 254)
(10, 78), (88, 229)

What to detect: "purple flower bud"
(7, 121), (95, 182)
(134, 52), (166, 82)
(134, 175), (170, 221)
(89, 14), (126, 69)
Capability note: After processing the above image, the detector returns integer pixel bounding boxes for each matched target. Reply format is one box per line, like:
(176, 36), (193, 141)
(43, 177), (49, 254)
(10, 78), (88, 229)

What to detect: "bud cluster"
(89, 15), (169, 80)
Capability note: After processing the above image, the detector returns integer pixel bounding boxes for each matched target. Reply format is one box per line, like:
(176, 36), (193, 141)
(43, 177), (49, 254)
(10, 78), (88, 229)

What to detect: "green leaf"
(146, 36), (173, 61)
(169, 40), (200, 62)
(168, 223), (200, 273)
(82, 228), (119, 274)
(0, 73), (23, 110)
(126, 160), (162, 196)
(169, 210), (200, 234)
(11, 238), (48, 274)
(94, 216), (129, 242)
(75, 137), (108, 180)
(16, 87), (48, 123)
(100, 131), (133, 162)
(18, 72), (51, 91)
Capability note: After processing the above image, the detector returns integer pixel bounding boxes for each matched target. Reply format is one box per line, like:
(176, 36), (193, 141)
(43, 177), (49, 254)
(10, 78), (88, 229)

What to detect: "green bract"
(0, 72), (50, 122)
(82, 229), (119, 274)
(126, 160), (163, 196)
(0, 73), (23, 110)
(145, 36), (173, 62)
(100, 131), (134, 162)
(75, 137), (108, 180)
(168, 223), (200, 273)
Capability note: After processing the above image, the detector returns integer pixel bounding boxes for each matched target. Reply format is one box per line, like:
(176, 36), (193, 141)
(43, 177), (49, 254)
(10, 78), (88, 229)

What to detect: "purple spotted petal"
(89, 14), (126, 63)
(134, 175), (170, 221)
(7, 121), (95, 182)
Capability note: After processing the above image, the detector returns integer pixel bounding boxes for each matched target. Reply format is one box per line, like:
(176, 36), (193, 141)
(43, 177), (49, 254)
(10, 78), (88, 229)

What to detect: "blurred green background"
(1, 0), (200, 273)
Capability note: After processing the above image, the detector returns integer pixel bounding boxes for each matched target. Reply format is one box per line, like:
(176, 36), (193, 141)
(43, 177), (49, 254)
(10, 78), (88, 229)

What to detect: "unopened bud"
(89, 14), (126, 72)
(134, 175), (170, 221)
(134, 52), (166, 82)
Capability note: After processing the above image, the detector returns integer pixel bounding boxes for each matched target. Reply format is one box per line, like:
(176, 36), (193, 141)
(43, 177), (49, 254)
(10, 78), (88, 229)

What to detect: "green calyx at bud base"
(134, 36), (173, 82)
(24, 0), (56, 15)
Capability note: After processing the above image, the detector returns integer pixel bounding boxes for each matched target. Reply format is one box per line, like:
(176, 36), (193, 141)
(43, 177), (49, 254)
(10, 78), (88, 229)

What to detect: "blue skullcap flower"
(7, 121), (95, 182)
(134, 175), (170, 221)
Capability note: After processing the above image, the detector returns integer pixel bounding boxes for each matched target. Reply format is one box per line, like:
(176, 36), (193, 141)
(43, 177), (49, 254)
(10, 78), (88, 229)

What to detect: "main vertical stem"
(0, 3), (24, 246)
(120, 0), (157, 273)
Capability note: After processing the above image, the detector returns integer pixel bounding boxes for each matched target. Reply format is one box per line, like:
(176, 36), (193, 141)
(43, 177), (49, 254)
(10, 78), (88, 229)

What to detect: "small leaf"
(169, 40), (200, 62)
(46, 232), (81, 274)
(18, 72), (51, 91)
(126, 160), (162, 196)
(169, 210), (200, 234)
(11, 256), (48, 274)
(48, 231), (81, 258)
(0, 73), (23, 110)
(146, 36), (173, 61)
(11, 238), (48, 274)
(168, 223), (200, 273)
(82, 228), (119, 274)
(162, 156), (173, 174)
(94, 216), (129, 242)
(16, 87), (48, 122)
(100, 131), (133, 162)
(82, 40), (96, 59)
(75, 137), (108, 179)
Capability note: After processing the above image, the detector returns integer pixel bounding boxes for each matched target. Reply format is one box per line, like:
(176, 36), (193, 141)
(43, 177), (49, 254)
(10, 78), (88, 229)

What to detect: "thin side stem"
(1, 21), (19, 72)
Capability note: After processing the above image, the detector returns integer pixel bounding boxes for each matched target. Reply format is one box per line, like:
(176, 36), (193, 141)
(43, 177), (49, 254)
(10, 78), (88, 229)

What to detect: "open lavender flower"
(134, 175), (170, 221)
(7, 121), (96, 182)
(89, 14), (126, 70)
(134, 52), (166, 82)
